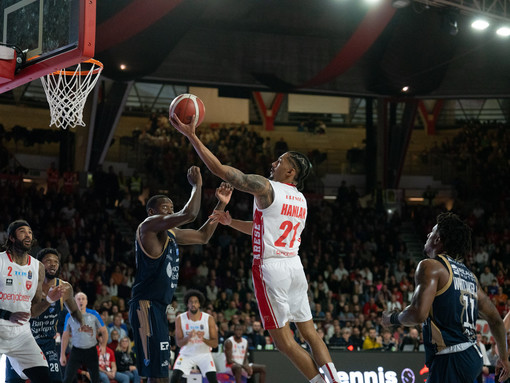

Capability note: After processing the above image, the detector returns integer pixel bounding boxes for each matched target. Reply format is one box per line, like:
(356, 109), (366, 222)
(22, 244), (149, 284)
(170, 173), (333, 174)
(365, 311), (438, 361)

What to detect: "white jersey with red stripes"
(178, 311), (212, 356)
(252, 180), (307, 261)
(225, 336), (248, 365)
(0, 251), (39, 327)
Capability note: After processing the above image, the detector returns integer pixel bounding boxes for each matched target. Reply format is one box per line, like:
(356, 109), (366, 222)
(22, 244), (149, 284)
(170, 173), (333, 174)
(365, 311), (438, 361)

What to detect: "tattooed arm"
(171, 115), (274, 209)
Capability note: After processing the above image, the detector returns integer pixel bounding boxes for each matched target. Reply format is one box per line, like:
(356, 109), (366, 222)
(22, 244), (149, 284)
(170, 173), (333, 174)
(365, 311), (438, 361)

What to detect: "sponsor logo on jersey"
(14, 271), (27, 277)
(160, 341), (169, 350)
(6, 278), (12, 286)
(161, 360), (169, 367)
(0, 291), (31, 302)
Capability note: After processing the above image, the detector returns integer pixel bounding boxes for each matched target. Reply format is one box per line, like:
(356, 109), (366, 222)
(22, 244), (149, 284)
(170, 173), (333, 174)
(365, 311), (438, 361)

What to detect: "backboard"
(0, 0), (96, 93)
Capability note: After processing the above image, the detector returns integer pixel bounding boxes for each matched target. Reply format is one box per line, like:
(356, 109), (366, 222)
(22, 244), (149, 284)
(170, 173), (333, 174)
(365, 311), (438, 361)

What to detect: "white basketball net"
(40, 59), (103, 130)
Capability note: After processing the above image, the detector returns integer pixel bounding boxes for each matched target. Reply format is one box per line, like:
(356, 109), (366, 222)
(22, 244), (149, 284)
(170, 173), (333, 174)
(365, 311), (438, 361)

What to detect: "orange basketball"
(169, 94), (205, 127)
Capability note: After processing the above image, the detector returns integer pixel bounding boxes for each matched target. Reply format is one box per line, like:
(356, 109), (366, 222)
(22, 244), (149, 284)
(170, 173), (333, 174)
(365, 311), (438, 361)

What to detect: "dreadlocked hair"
(436, 212), (472, 260)
(287, 151), (312, 191)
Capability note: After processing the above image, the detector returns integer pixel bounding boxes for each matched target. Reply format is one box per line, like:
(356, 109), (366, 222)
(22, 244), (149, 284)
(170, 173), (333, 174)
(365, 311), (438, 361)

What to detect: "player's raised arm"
(171, 115), (272, 202)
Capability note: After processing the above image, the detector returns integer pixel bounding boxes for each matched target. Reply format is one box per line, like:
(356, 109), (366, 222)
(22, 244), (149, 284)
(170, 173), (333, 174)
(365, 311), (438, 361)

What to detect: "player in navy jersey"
(129, 166), (232, 383)
(4, 248), (90, 383)
(382, 212), (510, 383)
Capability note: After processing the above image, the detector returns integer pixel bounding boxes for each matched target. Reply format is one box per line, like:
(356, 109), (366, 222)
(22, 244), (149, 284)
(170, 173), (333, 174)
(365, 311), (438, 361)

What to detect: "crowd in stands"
(1, 118), (509, 379)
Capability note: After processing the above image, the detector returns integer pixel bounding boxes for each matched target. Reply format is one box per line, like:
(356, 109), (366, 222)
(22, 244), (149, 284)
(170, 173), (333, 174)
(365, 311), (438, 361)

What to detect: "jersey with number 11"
(252, 181), (307, 261)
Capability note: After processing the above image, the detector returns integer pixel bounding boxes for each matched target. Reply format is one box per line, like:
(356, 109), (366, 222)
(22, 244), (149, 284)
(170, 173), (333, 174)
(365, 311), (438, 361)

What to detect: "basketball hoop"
(40, 59), (103, 129)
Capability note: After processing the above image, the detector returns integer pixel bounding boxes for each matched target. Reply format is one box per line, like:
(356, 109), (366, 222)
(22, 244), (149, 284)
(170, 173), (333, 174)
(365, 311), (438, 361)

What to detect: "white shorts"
(252, 256), (312, 330)
(225, 363), (253, 378)
(0, 324), (48, 375)
(173, 352), (216, 376)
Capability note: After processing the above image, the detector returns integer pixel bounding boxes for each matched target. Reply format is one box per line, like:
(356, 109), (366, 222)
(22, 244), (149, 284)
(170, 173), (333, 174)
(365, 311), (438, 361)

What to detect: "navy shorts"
(129, 300), (171, 378)
(427, 345), (483, 383)
(5, 340), (62, 383)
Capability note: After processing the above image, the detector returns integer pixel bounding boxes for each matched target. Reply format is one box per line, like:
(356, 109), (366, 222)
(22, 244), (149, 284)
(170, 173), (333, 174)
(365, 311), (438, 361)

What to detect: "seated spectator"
(247, 320), (266, 351)
(109, 329), (120, 351)
(362, 328), (382, 350)
(97, 333), (129, 383)
(380, 328), (397, 352)
(115, 336), (140, 383)
(350, 327), (364, 351)
(386, 294), (402, 312)
(224, 324), (266, 383)
(399, 327), (421, 351)
(311, 302), (326, 319)
(328, 324), (344, 349)
(108, 313), (128, 342)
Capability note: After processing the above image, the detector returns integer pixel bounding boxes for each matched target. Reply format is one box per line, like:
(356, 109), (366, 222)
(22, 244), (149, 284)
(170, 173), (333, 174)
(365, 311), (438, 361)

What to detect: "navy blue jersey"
(30, 278), (65, 342)
(423, 254), (478, 366)
(131, 228), (179, 305)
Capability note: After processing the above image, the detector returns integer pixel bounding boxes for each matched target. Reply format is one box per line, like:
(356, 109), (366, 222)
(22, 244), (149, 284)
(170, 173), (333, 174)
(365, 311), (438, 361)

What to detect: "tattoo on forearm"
(225, 169), (266, 194)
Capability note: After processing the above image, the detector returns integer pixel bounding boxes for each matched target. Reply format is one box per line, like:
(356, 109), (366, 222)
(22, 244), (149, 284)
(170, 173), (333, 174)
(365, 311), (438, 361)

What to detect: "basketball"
(169, 94), (205, 127)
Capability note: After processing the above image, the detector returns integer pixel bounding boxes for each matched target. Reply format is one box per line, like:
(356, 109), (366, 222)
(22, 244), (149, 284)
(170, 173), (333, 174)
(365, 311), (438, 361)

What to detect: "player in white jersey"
(0, 220), (64, 383)
(224, 324), (266, 383)
(171, 290), (218, 383)
(172, 116), (341, 383)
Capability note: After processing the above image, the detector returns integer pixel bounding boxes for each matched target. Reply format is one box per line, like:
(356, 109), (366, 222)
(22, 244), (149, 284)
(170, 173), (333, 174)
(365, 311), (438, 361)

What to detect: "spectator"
(328, 325), (344, 348)
(108, 313), (128, 343)
(380, 328), (397, 352)
(247, 320), (266, 351)
(115, 336), (140, 383)
(362, 328), (381, 350)
(96, 333), (129, 383)
(479, 266), (496, 288)
(399, 328), (421, 351)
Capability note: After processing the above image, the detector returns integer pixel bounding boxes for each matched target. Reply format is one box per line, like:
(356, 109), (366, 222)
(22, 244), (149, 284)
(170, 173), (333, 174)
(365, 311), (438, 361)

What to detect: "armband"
(46, 295), (57, 304)
(389, 311), (401, 326)
(0, 308), (12, 320)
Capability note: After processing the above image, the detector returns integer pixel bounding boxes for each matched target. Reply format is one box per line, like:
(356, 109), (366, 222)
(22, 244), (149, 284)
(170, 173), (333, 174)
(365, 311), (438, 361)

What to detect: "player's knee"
(232, 365), (243, 375)
(170, 369), (184, 383)
(272, 336), (294, 353)
(206, 371), (218, 383)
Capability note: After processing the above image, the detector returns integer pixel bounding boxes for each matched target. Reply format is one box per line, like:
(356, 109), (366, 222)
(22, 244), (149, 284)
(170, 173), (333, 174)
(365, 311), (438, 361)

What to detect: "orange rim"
(53, 58), (104, 76)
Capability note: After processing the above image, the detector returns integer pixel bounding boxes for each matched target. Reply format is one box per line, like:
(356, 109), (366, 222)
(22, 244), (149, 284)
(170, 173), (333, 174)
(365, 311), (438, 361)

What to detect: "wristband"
(46, 295), (57, 304)
(0, 308), (13, 320)
(390, 311), (401, 325)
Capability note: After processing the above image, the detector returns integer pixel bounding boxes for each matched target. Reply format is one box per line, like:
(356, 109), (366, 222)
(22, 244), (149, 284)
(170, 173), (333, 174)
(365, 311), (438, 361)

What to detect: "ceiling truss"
(413, 0), (510, 21)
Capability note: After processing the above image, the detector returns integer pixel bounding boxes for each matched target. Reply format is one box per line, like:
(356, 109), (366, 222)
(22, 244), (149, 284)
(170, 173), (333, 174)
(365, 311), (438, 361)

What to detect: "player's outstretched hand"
(187, 166), (202, 187)
(170, 113), (196, 137)
(216, 182), (233, 205)
(47, 285), (65, 302)
(209, 210), (232, 226)
(496, 357), (510, 382)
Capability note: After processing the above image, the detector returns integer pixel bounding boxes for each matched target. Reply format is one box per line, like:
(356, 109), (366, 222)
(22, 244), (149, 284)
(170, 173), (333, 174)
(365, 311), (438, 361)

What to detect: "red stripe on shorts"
(252, 262), (278, 329)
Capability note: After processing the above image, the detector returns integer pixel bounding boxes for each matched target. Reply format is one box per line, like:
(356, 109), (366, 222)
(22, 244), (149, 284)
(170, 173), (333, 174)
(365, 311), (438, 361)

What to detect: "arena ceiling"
(95, 0), (510, 99)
